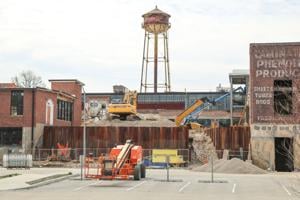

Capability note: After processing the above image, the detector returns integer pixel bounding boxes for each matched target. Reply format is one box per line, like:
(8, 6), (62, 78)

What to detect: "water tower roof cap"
(142, 6), (171, 18)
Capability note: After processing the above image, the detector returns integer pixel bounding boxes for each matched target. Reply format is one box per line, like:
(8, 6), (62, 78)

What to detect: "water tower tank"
(142, 6), (171, 34)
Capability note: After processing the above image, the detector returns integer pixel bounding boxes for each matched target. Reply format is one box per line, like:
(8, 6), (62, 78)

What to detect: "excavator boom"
(175, 99), (205, 126)
(175, 87), (244, 126)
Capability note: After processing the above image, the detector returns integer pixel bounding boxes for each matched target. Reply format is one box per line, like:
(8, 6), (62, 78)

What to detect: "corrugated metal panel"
(137, 102), (185, 110)
(43, 126), (188, 149)
(138, 93), (231, 110)
(86, 92), (234, 111)
(138, 94), (185, 103)
(204, 126), (250, 151)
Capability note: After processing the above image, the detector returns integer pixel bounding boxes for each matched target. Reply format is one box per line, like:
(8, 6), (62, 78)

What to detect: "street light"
(81, 86), (87, 180)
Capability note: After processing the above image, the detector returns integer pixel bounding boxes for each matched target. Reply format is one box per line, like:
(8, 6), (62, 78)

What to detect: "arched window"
(45, 99), (54, 125)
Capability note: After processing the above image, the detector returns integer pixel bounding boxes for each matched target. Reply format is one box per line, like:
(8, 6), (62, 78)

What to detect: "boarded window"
(0, 128), (22, 146)
(57, 99), (73, 121)
(274, 80), (293, 115)
(11, 90), (24, 116)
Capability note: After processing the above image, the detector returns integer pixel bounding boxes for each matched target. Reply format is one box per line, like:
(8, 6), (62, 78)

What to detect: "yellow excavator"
(108, 90), (137, 120)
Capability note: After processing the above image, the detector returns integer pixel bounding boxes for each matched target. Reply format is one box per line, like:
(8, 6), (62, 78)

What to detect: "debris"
(85, 114), (176, 127)
(47, 143), (71, 162)
(191, 132), (217, 164)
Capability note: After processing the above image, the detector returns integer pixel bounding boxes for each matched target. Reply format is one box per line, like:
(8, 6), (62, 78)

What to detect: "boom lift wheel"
(141, 164), (146, 178)
(134, 165), (141, 180)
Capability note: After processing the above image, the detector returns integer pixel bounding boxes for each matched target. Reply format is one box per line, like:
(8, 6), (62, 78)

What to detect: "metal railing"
(34, 148), (247, 160)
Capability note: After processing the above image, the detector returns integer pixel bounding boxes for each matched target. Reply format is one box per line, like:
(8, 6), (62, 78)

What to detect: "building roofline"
(250, 42), (300, 46)
(37, 87), (76, 99)
(0, 87), (35, 91)
(0, 87), (76, 99)
(48, 79), (85, 86)
(85, 91), (229, 96)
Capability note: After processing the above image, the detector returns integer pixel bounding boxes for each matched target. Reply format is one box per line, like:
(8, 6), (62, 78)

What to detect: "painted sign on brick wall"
(250, 43), (300, 124)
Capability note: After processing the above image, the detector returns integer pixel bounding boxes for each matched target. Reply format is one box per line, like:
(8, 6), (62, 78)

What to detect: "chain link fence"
(32, 148), (190, 168)
(191, 149), (250, 164)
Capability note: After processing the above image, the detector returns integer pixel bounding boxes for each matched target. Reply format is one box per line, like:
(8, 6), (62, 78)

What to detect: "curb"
(6, 174), (79, 191)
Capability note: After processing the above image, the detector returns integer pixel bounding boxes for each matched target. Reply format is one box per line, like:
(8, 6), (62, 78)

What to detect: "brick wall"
(250, 43), (300, 124)
(51, 81), (82, 126)
(0, 88), (77, 127)
(0, 89), (33, 127)
(34, 90), (72, 126)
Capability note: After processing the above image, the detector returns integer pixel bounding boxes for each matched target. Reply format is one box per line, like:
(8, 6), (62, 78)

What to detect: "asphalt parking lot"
(1, 169), (300, 200)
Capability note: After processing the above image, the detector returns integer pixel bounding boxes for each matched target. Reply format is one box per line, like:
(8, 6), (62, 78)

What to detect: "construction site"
(0, 4), (300, 200)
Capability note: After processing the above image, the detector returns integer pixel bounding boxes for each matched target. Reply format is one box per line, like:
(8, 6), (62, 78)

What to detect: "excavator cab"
(108, 90), (137, 120)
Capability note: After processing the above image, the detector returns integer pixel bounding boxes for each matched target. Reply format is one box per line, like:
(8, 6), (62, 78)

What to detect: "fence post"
(269, 151), (272, 171)
(80, 155), (84, 180)
(166, 155), (170, 182)
(240, 147), (243, 160)
(38, 149), (41, 162)
(74, 149), (78, 161)
(210, 153), (214, 183)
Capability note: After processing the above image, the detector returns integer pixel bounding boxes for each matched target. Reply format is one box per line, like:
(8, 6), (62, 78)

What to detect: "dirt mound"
(192, 158), (266, 174)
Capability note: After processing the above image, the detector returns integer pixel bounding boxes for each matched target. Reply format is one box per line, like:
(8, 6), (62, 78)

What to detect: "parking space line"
(232, 183), (236, 193)
(126, 181), (147, 191)
(73, 181), (101, 191)
(281, 184), (291, 196)
(178, 182), (191, 193)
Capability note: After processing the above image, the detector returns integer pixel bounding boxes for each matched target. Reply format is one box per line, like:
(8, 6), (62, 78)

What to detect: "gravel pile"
(191, 158), (266, 174)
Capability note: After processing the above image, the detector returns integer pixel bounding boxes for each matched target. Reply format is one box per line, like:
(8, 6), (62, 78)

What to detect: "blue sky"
(0, 0), (300, 92)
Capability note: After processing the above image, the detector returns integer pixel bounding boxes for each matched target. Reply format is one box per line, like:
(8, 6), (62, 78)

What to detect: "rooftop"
(0, 83), (16, 88)
(142, 6), (171, 18)
(48, 79), (85, 86)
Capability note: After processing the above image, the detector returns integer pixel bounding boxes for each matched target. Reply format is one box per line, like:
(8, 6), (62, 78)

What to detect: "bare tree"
(275, 138), (294, 171)
(273, 80), (299, 171)
(11, 70), (46, 88)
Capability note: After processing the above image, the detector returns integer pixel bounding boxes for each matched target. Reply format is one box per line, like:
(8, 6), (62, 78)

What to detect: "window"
(0, 128), (22, 146)
(11, 90), (24, 116)
(57, 99), (73, 121)
(274, 80), (293, 115)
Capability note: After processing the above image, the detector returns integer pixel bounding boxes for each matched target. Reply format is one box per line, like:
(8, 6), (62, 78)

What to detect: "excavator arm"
(175, 98), (208, 126)
(175, 87), (245, 126)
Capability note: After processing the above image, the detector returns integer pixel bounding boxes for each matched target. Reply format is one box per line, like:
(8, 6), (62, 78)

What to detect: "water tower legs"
(154, 33), (158, 93)
(140, 31), (171, 93)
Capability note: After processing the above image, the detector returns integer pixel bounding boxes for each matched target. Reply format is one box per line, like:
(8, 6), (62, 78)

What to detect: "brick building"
(250, 42), (300, 171)
(0, 79), (83, 154)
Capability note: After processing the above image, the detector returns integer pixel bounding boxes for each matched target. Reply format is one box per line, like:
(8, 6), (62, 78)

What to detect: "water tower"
(140, 6), (171, 93)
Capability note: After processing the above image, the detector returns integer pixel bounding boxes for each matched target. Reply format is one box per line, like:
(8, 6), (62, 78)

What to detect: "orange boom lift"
(85, 140), (146, 180)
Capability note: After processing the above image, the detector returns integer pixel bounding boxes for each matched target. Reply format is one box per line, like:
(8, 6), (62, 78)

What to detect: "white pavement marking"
(126, 181), (147, 191)
(178, 182), (191, 193)
(232, 183), (236, 193)
(281, 184), (292, 196)
(73, 181), (101, 191)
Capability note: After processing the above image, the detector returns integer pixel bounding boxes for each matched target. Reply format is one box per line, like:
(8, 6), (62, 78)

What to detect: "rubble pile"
(191, 132), (218, 164)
